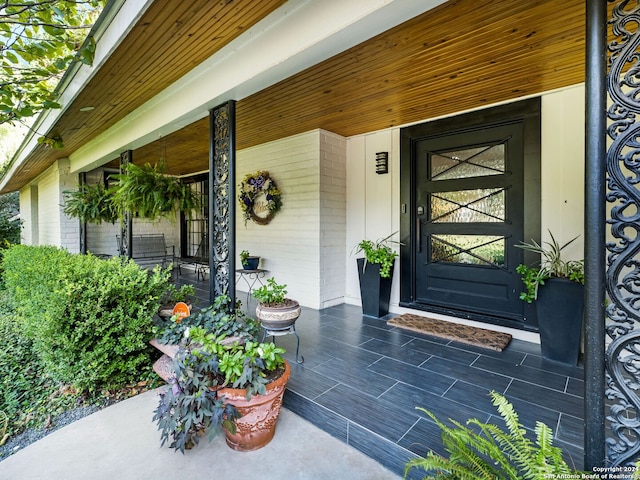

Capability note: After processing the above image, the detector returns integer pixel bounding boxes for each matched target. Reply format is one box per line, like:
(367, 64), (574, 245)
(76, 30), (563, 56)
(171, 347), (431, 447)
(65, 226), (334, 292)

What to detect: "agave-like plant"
(515, 230), (584, 303)
(404, 391), (583, 479)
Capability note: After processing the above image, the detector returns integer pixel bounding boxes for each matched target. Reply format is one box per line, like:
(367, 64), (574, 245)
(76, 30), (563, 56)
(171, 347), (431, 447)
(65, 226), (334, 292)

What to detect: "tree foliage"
(0, 0), (105, 126)
(0, 191), (20, 243)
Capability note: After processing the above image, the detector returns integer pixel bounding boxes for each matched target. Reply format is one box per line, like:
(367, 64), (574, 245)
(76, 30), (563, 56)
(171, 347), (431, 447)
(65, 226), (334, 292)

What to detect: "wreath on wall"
(238, 170), (282, 225)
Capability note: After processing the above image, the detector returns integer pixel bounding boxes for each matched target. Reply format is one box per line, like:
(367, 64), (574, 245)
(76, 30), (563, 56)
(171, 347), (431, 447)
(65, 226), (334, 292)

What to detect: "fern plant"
(404, 391), (584, 479)
(110, 163), (202, 220)
(62, 182), (119, 224)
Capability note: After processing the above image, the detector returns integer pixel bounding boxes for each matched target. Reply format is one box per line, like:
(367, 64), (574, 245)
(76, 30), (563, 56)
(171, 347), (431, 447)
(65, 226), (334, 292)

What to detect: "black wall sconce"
(375, 152), (389, 174)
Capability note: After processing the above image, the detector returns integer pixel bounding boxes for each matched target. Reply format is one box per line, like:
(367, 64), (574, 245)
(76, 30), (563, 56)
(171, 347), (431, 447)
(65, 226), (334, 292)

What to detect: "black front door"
(400, 99), (541, 330)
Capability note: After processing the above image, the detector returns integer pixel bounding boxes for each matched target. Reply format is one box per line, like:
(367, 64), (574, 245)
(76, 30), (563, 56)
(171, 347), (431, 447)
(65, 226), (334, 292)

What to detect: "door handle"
(416, 217), (421, 253)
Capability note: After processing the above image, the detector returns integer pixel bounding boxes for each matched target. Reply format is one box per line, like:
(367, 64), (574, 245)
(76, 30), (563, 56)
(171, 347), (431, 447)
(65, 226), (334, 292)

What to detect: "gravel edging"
(0, 400), (118, 462)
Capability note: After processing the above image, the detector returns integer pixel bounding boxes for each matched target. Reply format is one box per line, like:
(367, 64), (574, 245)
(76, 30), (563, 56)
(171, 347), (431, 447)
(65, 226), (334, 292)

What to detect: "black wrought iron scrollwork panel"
(210, 102), (234, 298)
(607, 0), (640, 467)
(119, 150), (132, 258)
(605, 332), (640, 464)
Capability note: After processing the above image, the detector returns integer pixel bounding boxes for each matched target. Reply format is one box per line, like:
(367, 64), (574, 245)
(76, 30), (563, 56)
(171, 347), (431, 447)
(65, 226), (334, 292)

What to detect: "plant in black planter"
(354, 232), (400, 317)
(240, 249), (260, 270)
(516, 231), (584, 365)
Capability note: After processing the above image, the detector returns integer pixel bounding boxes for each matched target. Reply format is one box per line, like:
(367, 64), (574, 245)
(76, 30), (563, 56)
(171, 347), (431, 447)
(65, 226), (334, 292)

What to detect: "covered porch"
(177, 269), (585, 476)
(0, 0), (630, 470)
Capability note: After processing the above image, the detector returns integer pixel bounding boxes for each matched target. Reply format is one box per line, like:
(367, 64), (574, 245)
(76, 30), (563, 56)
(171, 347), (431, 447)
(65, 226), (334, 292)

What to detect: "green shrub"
(3, 245), (171, 392)
(0, 291), (77, 438)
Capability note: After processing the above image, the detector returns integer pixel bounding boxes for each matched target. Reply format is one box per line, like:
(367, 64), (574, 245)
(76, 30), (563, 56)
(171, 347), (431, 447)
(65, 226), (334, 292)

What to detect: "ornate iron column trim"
(78, 172), (87, 254)
(119, 150), (133, 258)
(209, 100), (236, 304)
(605, 0), (640, 467)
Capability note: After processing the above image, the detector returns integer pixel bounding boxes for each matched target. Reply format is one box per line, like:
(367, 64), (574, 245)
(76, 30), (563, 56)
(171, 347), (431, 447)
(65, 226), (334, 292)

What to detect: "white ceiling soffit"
(69, 0), (447, 174)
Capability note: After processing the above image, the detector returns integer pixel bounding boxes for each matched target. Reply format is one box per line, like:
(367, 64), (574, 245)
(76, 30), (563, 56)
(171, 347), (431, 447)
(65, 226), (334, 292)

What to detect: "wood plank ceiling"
(134, 0), (587, 176)
(5, 0), (588, 190)
(3, 0), (288, 192)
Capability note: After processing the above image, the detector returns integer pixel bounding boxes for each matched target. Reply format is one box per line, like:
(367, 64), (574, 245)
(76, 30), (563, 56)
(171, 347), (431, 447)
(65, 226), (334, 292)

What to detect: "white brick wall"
(20, 185), (32, 245)
(58, 159), (80, 253)
(319, 130), (346, 308)
(37, 163), (61, 247)
(86, 216), (180, 257)
(236, 129), (346, 309)
(29, 159), (80, 251)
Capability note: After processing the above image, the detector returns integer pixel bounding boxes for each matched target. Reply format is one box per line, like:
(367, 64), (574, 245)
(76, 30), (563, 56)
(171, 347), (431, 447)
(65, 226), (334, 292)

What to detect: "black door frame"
(399, 98), (541, 330)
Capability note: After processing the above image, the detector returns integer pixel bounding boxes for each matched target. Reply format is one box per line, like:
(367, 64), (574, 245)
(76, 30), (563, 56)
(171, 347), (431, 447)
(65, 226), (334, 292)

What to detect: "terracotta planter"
(220, 360), (291, 451)
(256, 299), (301, 329)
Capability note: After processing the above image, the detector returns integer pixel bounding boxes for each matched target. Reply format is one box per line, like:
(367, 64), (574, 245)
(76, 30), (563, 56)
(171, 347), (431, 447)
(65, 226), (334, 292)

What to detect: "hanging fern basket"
(62, 183), (119, 224)
(111, 163), (202, 220)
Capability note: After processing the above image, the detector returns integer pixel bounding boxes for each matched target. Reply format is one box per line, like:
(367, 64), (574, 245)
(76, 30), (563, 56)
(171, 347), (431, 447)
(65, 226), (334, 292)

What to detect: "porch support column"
(584, 0), (606, 470)
(78, 172), (87, 254)
(208, 100), (236, 304)
(119, 150), (133, 258)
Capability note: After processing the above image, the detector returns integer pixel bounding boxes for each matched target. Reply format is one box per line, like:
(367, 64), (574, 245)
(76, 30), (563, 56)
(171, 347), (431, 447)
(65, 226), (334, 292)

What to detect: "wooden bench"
(116, 233), (174, 269)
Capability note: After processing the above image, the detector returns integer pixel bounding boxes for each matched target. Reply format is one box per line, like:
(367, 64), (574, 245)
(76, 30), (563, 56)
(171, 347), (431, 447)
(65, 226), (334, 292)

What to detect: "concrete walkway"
(0, 388), (400, 480)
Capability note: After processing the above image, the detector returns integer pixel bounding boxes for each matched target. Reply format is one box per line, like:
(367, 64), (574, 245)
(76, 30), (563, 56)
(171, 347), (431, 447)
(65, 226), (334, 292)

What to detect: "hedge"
(2, 245), (171, 392)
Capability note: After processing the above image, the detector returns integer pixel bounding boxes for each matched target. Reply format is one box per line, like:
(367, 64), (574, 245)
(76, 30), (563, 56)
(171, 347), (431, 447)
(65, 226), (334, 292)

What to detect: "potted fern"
(110, 163), (201, 220)
(62, 182), (119, 224)
(516, 231), (584, 365)
(354, 232), (400, 317)
(63, 163), (201, 223)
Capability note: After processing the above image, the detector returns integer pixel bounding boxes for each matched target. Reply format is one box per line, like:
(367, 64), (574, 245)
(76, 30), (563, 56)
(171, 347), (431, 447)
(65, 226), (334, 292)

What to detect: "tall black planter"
(357, 258), (394, 318)
(535, 278), (584, 365)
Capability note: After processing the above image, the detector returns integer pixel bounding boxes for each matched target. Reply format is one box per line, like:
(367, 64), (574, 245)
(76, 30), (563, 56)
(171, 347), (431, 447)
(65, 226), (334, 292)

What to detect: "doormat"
(388, 314), (512, 351)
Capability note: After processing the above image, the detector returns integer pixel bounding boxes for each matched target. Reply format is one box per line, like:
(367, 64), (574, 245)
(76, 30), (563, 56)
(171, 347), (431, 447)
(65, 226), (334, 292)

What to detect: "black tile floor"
(178, 270), (585, 477)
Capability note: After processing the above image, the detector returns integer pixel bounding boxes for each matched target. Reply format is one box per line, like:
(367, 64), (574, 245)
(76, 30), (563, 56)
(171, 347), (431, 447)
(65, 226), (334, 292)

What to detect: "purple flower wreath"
(238, 170), (282, 225)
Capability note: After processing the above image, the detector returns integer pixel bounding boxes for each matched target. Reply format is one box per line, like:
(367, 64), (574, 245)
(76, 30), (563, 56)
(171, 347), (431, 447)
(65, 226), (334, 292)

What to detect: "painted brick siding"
(36, 164), (61, 247)
(319, 130), (346, 308)
(237, 130), (320, 308)
(58, 160), (80, 253)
